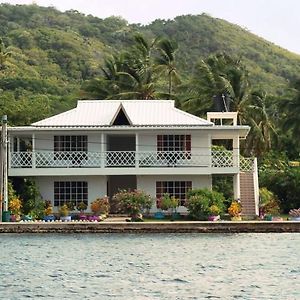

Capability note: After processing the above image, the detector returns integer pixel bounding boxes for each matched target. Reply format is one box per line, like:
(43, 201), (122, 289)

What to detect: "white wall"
(34, 175), (107, 213)
(137, 174), (212, 213)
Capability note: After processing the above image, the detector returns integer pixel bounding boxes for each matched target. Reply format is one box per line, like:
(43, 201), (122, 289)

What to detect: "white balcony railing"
(9, 150), (252, 170)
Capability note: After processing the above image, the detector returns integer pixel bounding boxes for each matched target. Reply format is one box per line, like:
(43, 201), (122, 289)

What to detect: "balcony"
(9, 150), (253, 171)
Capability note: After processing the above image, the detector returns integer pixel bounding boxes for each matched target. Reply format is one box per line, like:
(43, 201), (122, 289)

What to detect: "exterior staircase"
(240, 172), (258, 216)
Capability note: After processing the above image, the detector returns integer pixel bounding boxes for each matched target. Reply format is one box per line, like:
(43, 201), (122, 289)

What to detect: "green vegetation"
(186, 188), (226, 220)
(1, 4), (300, 212)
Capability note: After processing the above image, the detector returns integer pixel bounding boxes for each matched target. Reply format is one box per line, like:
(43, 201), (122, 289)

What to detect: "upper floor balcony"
(9, 150), (254, 176)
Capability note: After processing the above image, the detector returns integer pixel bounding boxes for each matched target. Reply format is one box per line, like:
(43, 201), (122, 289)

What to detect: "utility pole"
(1, 115), (8, 220)
(0, 117), (3, 221)
(3, 115), (8, 212)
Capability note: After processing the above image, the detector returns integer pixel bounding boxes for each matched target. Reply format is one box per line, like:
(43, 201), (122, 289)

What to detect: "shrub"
(259, 187), (280, 215)
(90, 196), (110, 215)
(44, 200), (53, 216)
(186, 188), (225, 220)
(113, 190), (153, 216)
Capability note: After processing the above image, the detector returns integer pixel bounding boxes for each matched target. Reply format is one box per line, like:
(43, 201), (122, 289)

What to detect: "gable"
(110, 105), (132, 125)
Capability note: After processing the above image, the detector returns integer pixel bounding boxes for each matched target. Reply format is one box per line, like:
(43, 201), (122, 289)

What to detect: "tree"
(154, 37), (180, 96)
(0, 38), (11, 70)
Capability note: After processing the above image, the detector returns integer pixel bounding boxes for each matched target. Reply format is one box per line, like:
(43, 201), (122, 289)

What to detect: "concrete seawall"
(0, 221), (300, 233)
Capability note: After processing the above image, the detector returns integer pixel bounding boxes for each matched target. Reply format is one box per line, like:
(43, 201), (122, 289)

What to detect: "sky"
(1, 0), (300, 54)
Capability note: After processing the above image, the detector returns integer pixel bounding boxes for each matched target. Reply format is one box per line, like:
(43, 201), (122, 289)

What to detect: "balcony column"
(17, 137), (20, 152)
(101, 133), (105, 168)
(233, 136), (240, 168)
(32, 133), (36, 168)
(7, 134), (11, 169)
(135, 132), (139, 168)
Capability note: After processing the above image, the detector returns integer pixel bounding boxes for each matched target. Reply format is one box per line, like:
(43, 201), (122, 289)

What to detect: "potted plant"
(208, 204), (221, 221)
(8, 197), (22, 222)
(289, 208), (300, 221)
(259, 187), (280, 221)
(43, 200), (55, 222)
(228, 200), (242, 221)
(77, 201), (88, 221)
(159, 193), (180, 220)
(90, 196), (110, 221)
(59, 203), (71, 222)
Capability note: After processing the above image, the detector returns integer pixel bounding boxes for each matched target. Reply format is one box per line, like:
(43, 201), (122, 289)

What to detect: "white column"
(233, 135), (240, 201)
(232, 135), (240, 169)
(233, 173), (240, 201)
(100, 133), (105, 168)
(32, 133), (36, 168)
(7, 134), (11, 169)
(135, 132), (139, 168)
(17, 137), (20, 152)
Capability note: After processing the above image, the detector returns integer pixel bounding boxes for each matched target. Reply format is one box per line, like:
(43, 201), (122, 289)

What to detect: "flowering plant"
(59, 204), (69, 217)
(209, 204), (221, 216)
(77, 201), (88, 213)
(8, 197), (22, 216)
(90, 196), (110, 215)
(113, 190), (153, 216)
(228, 201), (242, 217)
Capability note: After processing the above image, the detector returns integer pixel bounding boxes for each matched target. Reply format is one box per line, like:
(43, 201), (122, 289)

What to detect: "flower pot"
(292, 217), (300, 221)
(79, 214), (87, 221)
(264, 215), (272, 221)
(43, 215), (56, 222)
(171, 212), (181, 220)
(208, 215), (220, 221)
(60, 216), (72, 222)
(88, 215), (100, 222)
(154, 211), (165, 219)
(231, 216), (242, 221)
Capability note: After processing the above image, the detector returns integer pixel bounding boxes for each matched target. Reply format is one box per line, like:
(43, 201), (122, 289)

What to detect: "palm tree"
(281, 80), (300, 145)
(0, 38), (11, 70)
(154, 38), (181, 97)
(244, 91), (277, 156)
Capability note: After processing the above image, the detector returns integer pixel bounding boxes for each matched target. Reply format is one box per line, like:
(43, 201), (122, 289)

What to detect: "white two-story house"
(8, 100), (259, 215)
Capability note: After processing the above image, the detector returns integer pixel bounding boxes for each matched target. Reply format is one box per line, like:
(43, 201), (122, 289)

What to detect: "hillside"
(0, 4), (300, 125)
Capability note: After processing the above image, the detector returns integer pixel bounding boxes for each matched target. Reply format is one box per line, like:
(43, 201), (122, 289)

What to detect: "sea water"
(0, 233), (299, 299)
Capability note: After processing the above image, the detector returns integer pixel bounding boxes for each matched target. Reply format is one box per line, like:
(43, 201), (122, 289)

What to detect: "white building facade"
(8, 100), (258, 214)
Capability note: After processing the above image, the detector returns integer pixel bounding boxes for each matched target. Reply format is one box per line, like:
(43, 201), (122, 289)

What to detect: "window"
(54, 136), (88, 163)
(157, 135), (191, 152)
(54, 135), (87, 152)
(54, 181), (88, 207)
(156, 181), (192, 206)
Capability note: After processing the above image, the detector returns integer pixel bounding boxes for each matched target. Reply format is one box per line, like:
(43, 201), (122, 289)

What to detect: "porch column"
(233, 173), (240, 201)
(100, 133), (105, 168)
(135, 132), (139, 168)
(233, 135), (240, 200)
(32, 133), (36, 168)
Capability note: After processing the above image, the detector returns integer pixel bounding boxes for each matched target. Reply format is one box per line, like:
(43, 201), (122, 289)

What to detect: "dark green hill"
(0, 4), (299, 124)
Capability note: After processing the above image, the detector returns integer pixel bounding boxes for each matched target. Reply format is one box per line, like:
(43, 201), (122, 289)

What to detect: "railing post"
(135, 133), (139, 168)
